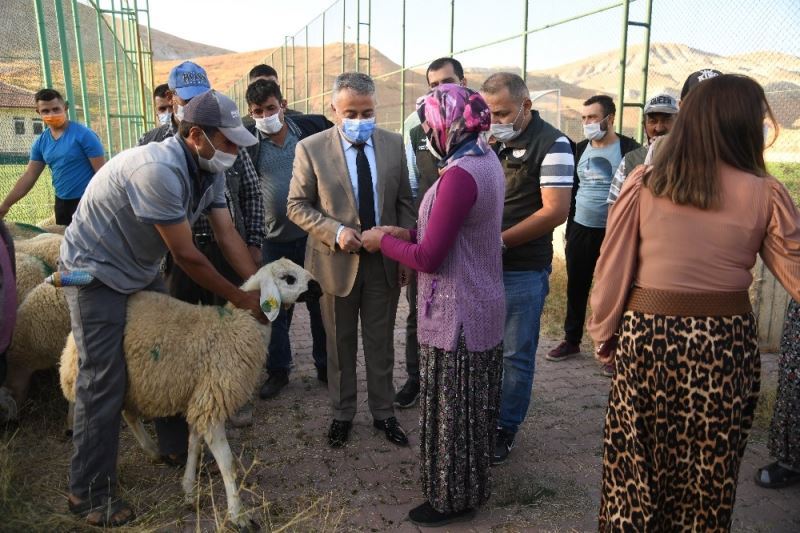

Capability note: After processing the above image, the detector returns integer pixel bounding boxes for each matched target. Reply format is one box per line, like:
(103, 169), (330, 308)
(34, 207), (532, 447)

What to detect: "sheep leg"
(3, 361), (34, 406)
(122, 411), (160, 461)
(181, 429), (201, 505)
(203, 422), (249, 528)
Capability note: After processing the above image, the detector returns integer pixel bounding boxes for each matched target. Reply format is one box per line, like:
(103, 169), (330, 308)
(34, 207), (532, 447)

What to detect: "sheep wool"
(6, 222), (48, 240)
(15, 233), (63, 271)
(8, 282), (71, 371)
(61, 291), (268, 434)
(15, 252), (52, 304)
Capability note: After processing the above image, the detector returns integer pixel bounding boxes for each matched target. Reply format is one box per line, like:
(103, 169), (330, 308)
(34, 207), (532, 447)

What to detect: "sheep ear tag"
(259, 277), (281, 322)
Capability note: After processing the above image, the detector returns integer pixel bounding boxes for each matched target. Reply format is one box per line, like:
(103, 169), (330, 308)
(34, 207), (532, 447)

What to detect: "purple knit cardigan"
(416, 152), (506, 352)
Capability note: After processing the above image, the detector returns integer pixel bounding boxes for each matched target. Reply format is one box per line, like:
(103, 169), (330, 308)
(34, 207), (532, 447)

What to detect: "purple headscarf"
(417, 83), (491, 167)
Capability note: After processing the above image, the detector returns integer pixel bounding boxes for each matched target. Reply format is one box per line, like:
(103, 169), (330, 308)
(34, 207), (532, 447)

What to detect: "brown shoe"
(546, 340), (580, 361)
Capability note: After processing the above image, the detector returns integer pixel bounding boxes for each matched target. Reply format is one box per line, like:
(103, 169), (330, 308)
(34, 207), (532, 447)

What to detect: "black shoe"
(259, 371), (289, 400)
(316, 366), (328, 384)
(373, 416), (409, 446)
(394, 379), (420, 408)
(328, 419), (352, 448)
(492, 428), (515, 466)
(408, 501), (475, 527)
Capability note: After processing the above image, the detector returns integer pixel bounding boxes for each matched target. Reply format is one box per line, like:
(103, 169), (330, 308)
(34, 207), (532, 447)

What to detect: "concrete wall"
(0, 108), (41, 156)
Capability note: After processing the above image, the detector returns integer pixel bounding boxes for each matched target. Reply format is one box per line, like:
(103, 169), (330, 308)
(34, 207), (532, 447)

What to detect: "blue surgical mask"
(340, 117), (376, 144)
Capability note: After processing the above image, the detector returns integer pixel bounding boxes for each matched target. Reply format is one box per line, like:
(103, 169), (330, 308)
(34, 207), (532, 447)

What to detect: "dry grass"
(0, 371), (345, 532)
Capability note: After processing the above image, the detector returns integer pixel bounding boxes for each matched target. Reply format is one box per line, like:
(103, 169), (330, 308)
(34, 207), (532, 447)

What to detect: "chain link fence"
(225, 0), (798, 348)
(0, 0), (153, 224)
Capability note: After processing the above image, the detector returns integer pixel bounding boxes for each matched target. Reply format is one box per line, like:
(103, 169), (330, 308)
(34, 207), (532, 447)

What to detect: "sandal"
(68, 495), (135, 527)
(755, 461), (800, 489)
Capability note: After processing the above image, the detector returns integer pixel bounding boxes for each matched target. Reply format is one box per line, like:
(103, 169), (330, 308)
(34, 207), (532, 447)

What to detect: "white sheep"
(1, 282), (71, 418)
(60, 258), (318, 528)
(5, 222), (49, 240)
(15, 233), (62, 271)
(15, 252), (52, 304)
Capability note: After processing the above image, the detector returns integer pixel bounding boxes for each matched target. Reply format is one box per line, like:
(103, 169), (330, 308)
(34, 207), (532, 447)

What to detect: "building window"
(13, 117), (25, 135)
(32, 119), (43, 135)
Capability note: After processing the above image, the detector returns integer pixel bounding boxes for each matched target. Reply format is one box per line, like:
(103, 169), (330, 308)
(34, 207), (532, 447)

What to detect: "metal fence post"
(449, 0), (455, 56)
(95, 5), (114, 154)
(71, 0), (91, 126)
(53, 0), (77, 121)
(33, 0), (53, 88)
(637, 0), (654, 143)
(522, 0), (529, 80)
(616, 0), (631, 134)
(400, 0), (406, 135)
(305, 26), (310, 113)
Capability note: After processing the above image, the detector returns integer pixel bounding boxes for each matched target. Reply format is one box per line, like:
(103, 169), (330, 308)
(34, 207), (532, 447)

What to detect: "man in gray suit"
(287, 72), (415, 448)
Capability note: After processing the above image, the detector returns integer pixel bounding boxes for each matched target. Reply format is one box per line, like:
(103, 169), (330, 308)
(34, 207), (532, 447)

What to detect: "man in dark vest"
(394, 57), (468, 409)
(480, 73), (574, 465)
(243, 79), (333, 399)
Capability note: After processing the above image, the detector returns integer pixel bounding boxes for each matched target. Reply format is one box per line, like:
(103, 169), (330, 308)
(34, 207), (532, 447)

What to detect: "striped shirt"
(539, 136), (575, 188)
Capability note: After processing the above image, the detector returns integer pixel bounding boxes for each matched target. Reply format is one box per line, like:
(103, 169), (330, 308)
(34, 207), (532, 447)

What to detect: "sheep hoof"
(0, 388), (18, 423)
(234, 517), (259, 533)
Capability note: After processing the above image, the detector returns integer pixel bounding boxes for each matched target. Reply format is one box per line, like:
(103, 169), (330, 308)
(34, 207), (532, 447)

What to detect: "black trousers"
(54, 196), (81, 226)
(564, 221), (606, 345)
(164, 238), (241, 306)
(404, 275), (420, 382)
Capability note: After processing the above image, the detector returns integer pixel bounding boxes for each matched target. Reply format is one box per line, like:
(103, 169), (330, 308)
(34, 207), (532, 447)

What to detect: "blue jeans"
(498, 267), (551, 435)
(262, 237), (327, 373)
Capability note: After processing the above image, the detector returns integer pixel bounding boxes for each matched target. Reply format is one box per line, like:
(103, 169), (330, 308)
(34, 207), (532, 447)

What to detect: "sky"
(148, 0), (800, 70)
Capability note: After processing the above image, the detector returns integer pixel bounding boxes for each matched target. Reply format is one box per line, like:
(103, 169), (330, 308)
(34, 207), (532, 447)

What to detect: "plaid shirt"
(138, 123), (265, 247)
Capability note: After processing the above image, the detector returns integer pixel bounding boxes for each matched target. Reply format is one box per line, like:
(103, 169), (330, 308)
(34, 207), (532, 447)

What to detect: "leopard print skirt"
(599, 311), (760, 532)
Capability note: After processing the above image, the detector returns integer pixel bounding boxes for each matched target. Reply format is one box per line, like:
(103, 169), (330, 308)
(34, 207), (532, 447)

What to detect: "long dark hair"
(644, 74), (778, 209)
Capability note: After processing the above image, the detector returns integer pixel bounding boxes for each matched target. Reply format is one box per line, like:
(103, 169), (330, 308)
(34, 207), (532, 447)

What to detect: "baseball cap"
(168, 61), (211, 100)
(680, 69), (722, 99)
(182, 90), (257, 147)
(644, 93), (678, 115)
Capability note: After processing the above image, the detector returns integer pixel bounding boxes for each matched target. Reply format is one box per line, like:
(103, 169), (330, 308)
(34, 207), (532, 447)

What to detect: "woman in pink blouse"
(588, 74), (800, 532)
(362, 84), (505, 527)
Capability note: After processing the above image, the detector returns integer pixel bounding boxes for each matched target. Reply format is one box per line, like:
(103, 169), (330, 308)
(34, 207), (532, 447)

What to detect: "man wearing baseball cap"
(607, 92), (679, 204)
(140, 64), (265, 344)
(60, 90), (262, 528)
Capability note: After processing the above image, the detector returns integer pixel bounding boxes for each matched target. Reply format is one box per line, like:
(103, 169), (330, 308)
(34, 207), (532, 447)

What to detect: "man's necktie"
(355, 144), (376, 231)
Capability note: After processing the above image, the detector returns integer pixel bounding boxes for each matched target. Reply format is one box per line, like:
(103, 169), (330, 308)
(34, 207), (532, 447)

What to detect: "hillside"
(147, 26), (233, 61)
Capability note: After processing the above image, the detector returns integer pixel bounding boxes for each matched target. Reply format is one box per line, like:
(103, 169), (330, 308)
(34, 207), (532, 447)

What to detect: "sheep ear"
(259, 276), (281, 322)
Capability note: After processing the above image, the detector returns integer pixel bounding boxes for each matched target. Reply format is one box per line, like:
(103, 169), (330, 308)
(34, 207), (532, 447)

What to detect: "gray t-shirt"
(574, 140), (622, 228)
(61, 136), (226, 293)
(257, 129), (306, 243)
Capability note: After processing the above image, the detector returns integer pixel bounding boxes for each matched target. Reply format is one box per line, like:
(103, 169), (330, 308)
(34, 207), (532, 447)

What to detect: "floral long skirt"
(599, 311), (760, 532)
(768, 299), (800, 470)
(419, 335), (503, 513)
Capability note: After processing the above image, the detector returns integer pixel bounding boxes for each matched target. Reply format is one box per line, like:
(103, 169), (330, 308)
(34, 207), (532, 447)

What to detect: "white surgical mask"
(157, 112), (172, 126)
(175, 104), (186, 122)
(490, 104), (524, 142)
(426, 137), (443, 160)
(764, 123), (771, 144)
(584, 116), (609, 142)
(255, 113), (283, 135)
(196, 131), (237, 173)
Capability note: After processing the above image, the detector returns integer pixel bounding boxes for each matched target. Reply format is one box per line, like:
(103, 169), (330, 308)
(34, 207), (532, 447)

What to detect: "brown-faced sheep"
(60, 258), (318, 528)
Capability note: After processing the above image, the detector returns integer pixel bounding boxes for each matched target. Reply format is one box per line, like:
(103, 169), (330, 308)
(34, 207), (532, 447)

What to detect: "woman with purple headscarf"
(362, 84), (506, 527)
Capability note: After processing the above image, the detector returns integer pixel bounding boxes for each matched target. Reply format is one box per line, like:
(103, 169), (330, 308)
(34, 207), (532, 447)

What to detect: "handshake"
(337, 225), (413, 287)
(336, 225), (412, 254)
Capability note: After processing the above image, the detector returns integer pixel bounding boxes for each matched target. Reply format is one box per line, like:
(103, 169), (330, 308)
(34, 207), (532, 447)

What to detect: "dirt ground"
(2, 293), (799, 532)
